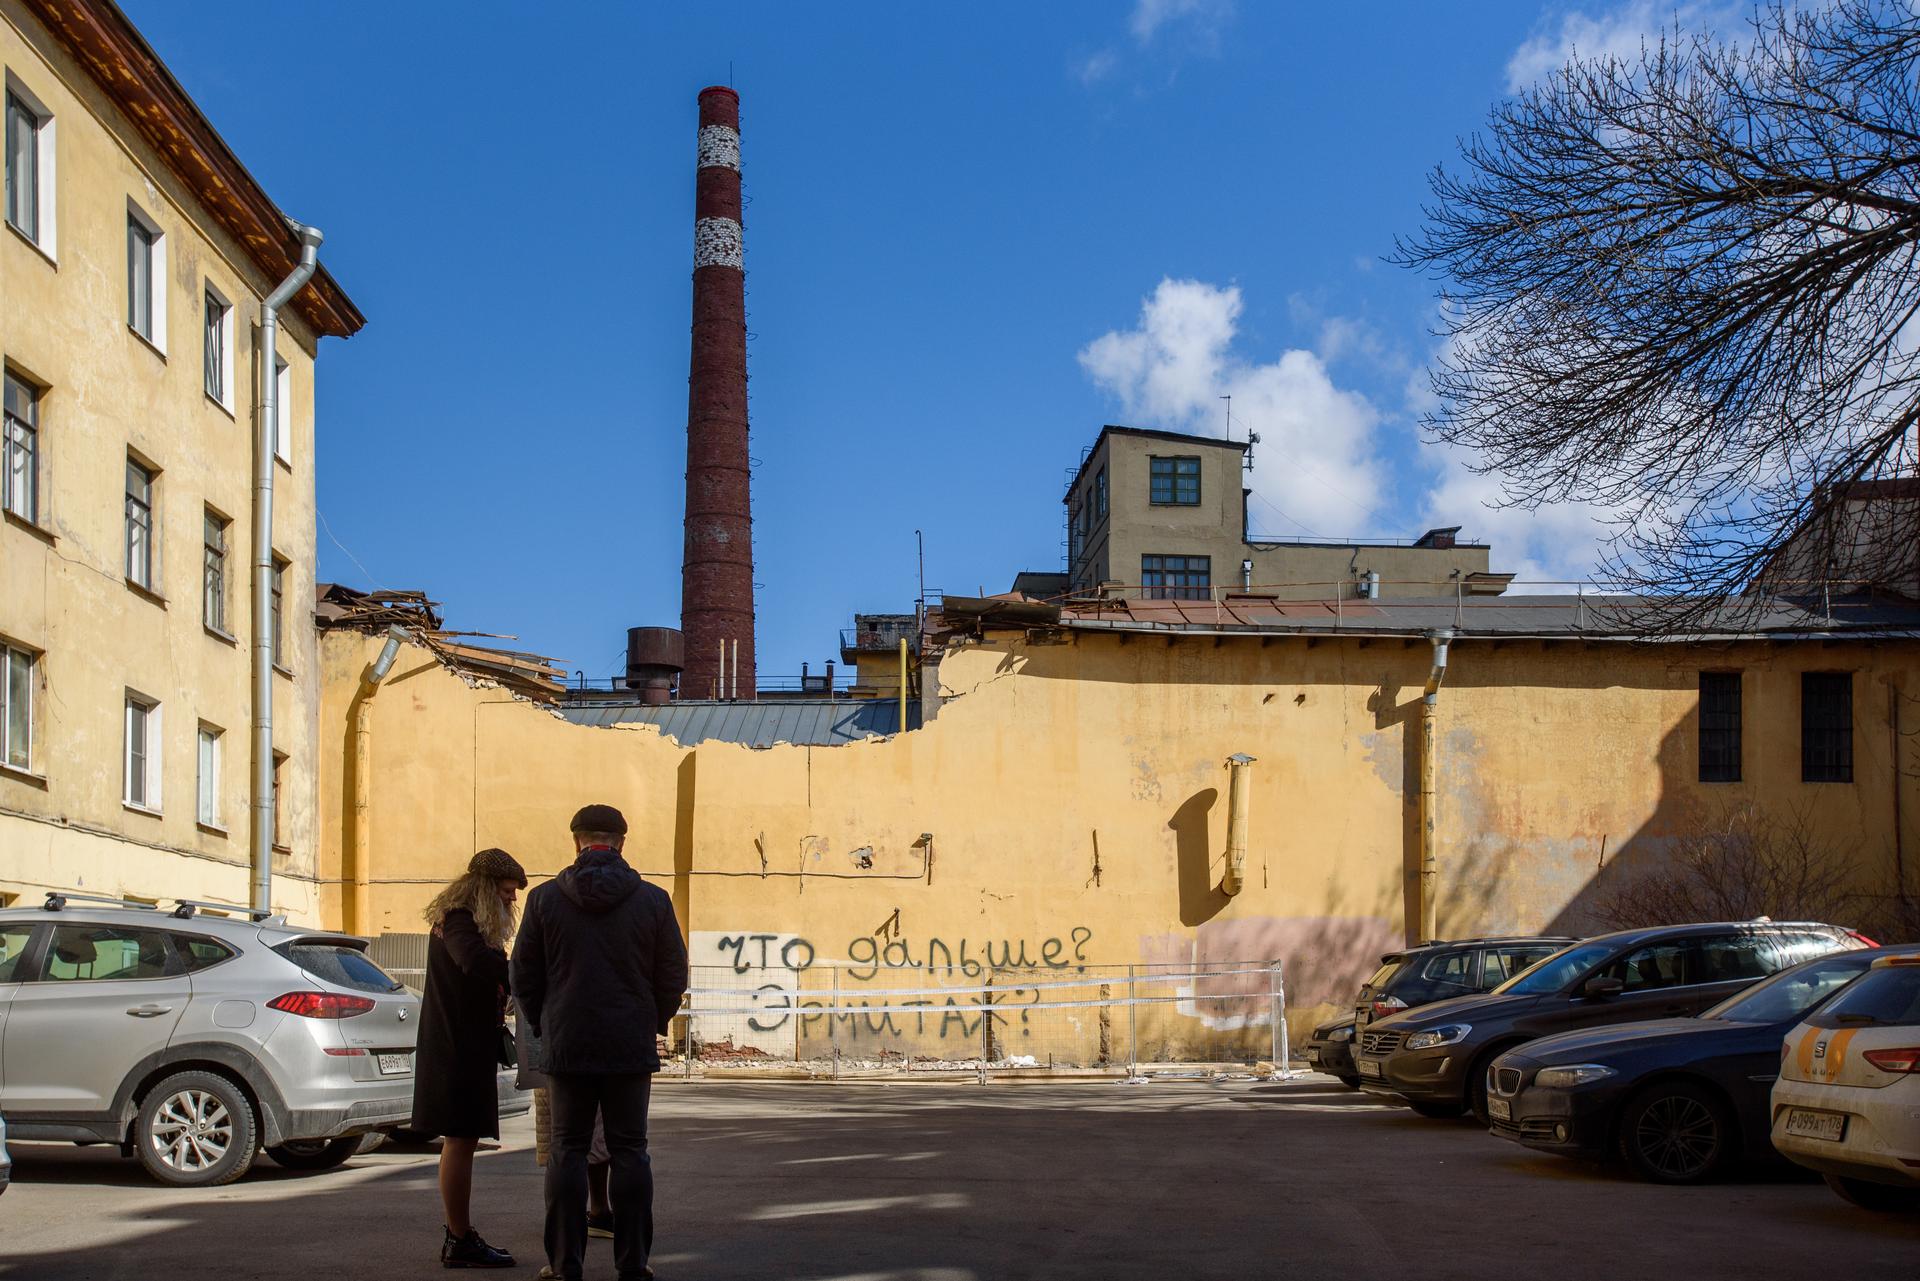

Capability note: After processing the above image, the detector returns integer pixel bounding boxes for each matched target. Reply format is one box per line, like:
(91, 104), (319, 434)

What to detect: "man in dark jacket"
(512, 804), (688, 1281)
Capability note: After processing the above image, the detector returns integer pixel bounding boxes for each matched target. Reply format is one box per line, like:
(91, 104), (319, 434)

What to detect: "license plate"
(1784, 1108), (1846, 1142)
(1358, 1057), (1383, 1079)
(376, 1052), (413, 1076)
(1305, 1048), (1321, 1063)
(1488, 1097), (1512, 1121)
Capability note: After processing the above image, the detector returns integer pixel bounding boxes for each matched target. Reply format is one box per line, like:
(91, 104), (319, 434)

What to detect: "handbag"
(497, 1024), (517, 1069)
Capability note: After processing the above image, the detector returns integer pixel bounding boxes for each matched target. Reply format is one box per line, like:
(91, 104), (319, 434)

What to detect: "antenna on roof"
(1220, 395), (1231, 439)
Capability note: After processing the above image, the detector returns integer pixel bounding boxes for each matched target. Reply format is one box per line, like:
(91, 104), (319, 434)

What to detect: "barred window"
(1699, 671), (1741, 783)
(1802, 672), (1852, 783)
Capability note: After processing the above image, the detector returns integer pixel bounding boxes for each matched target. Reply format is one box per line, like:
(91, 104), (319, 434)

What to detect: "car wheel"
(1408, 1099), (1467, 1119)
(1336, 1075), (1362, 1090)
(265, 1136), (361, 1171)
(1616, 1082), (1732, 1184)
(134, 1070), (258, 1188)
(1825, 1174), (1920, 1212)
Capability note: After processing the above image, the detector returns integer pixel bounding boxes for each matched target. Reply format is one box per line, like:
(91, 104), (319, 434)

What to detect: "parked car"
(1305, 1015), (1359, 1084)
(1773, 953), (1920, 1212)
(0, 893), (421, 1187)
(1354, 936), (1573, 1030)
(1354, 921), (1860, 1121)
(1486, 944), (1918, 1182)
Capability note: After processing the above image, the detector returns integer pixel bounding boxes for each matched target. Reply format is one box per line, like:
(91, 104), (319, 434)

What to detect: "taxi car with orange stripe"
(1772, 953), (1920, 1212)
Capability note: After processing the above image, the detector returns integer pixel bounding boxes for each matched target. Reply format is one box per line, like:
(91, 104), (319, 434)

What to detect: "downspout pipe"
(1221, 753), (1256, 895)
(251, 222), (324, 913)
(350, 626), (407, 934)
(1417, 629), (1453, 943)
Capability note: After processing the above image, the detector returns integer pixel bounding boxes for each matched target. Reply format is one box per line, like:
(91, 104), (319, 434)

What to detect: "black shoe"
(587, 1211), (615, 1240)
(441, 1226), (516, 1269)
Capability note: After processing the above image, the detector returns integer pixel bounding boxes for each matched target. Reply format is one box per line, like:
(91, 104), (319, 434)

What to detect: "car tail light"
(1371, 996), (1408, 1020)
(1862, 1047), (1920, 1074)
(269, 991), (375, 1019)
(1846, 930), (1880, 947)
(323, 1047), (369, 1057)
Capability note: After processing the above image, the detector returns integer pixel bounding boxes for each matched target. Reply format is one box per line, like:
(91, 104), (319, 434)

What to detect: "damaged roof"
(315, 583), (567, 702)
(558, 699), (916, 747)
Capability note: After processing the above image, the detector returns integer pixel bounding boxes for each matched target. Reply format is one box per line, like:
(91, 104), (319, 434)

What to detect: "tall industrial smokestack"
(680, 85), (755, 700)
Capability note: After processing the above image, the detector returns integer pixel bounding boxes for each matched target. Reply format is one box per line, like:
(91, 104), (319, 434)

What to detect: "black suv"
(1354, 937), (1573, 1030)
(1353, 921), (1859, 1121)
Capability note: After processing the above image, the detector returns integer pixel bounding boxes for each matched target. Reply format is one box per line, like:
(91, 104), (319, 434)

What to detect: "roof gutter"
(251, 222), (323, 914)
(1418, 630), (1452, 945)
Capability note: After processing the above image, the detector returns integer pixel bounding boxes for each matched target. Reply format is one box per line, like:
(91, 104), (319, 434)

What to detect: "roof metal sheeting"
(557, 699), (913, 748)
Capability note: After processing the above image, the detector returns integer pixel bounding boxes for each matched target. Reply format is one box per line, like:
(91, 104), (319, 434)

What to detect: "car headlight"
(1533, 1063), (1617, 1089)
(1328, 1026), (1354, 1043)
(1404, 1024), (1472, 1050)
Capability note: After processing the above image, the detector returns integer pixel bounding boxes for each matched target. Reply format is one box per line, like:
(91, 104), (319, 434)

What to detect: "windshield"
(275, 941), (404, 994)
(1701, 951), (1876, 1023)
(1494, 942), (1615, 996)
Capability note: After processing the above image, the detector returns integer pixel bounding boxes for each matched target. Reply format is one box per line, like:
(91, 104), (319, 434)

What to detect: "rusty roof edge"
(1034, 617), (1920, 644)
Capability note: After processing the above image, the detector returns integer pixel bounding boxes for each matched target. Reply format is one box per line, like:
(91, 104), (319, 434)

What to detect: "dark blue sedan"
(1486, 944), (1919, 1184)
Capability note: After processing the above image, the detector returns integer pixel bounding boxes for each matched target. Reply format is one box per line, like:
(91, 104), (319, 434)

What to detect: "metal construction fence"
(668, 959), (1289, 1079)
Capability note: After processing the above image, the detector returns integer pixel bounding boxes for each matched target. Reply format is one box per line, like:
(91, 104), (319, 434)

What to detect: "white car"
(1772, 953), (1920, 1211)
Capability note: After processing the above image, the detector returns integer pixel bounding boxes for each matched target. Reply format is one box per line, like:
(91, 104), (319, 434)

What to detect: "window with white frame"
(274, 357), (291, 463)
(125, 456), (156, 590)
(5, 78), (55, 254)
(270, 556), (288, 667)
(203, 286), (233, 407)
(124, 692), (160, 810)
(3, 370), (38, 524)
(202, 508), (228, 632)
(271, 750), (288, 849)
(126, 204), (165, 347)
(2, 642), (35, 773)
(196, 724), (222, 828)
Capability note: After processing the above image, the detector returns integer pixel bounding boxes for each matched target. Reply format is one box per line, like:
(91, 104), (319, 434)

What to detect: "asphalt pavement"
(1, 1075), (1914, 1279)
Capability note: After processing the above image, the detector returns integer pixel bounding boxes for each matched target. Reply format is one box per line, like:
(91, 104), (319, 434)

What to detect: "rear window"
(275, 941), (403, 995)
(1808, 964), (1920, 1028)
(1361, 959), (1404, 991)
(1702, 950), (1876, 1023)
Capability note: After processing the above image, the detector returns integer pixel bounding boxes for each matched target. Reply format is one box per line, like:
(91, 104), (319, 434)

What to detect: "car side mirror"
(1582, 976), (1624, 999)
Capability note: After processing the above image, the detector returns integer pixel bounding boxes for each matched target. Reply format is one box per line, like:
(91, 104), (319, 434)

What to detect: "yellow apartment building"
(0, 0), (362, 917)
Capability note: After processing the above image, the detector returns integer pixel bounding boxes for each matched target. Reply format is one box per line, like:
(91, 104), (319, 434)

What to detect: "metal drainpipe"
(350, 626), (407, 934)
(251, 223), (324, 914)
(1418, 630), (1453, 943)
(1221, 753), (1256, 895)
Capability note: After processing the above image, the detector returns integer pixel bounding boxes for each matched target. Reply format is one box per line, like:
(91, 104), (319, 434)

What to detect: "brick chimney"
(680, 86), (755, 700)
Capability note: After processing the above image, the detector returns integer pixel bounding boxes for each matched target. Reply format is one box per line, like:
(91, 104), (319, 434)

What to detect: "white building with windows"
(0, 0), (362, 918)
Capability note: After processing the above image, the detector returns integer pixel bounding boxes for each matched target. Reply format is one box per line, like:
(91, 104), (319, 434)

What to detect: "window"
(0, 924), (35, 982)
(1142, 554), (1210, 600)
(1482, 946), (1557, 987)
(125, 457), (155, 589)
(1694, 934), (1777, 984)
(40, 924), (174, 982)
(270, 557), (288, 668)
(1699, 671), (1741, 783)
(274, 357), (291, 463)
(126, 205), (165, 346)
(2, 642), (34, 772)
(203, 287), (232, 407)
(271, 749), (288, 849)
(1605, 942), (1689, 992)
(202, 509), (228, 633)
(1802, 672), (1853, 783)
(174, 934), (236, 972)
(274, 941), (401, 994)
(1094, 467), (1108, 519)
(5, 81), (53, 252)
(196, 724), (222, 829)
(3, 370), (37, 523)
(124, 691), (160, 810)
(1149, 456), (1201, 505)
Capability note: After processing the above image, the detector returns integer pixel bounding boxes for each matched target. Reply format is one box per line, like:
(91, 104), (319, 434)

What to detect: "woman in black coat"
(415, 847), (527, 1269)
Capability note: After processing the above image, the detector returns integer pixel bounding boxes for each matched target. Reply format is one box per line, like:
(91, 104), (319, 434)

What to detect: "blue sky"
(123, 0), (1707, 683)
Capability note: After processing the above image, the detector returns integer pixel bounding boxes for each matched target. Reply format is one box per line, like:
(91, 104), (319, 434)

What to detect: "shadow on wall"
(1170, 788), (1225, 926)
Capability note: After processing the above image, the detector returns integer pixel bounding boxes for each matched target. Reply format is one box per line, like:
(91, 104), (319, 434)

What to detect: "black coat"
(411, 908), (508, 1138)
(510, 848), (688, 1075)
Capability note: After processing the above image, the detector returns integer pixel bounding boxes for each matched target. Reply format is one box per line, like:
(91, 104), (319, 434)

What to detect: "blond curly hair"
(423, 871), (517, 949)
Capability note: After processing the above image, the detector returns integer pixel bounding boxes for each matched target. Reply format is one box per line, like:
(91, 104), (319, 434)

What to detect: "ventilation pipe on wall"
(251, 222), (323, 914)
(1417, 630), (1453, 943)
(1221, 752), (1257, 895)
(349, 625), (407, 934)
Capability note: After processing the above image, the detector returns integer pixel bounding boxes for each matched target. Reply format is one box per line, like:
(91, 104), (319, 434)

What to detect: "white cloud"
(1505, 1), (1741, 93)
(1417, 439), (1612, 589)
(1130, 0), (1235, 46)
(1079, 279), (1387, 537)
(1075, 49), (1120, 86)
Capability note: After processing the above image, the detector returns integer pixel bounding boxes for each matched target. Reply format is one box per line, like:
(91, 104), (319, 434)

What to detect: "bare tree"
(1588, 800), (1915, 940)
(1399, 1), (1920, 624)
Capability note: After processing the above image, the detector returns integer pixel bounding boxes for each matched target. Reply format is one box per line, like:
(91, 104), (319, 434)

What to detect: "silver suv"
(0, 894), (420, 1187)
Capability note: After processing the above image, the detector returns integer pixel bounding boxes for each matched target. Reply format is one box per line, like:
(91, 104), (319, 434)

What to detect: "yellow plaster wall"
(0, 1), (324, 918)
(320, 626), (1920, 1059)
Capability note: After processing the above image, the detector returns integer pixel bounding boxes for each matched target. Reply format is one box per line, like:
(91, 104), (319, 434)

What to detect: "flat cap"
(569, 803), (628, 836)
(468, 847), (527, 887)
